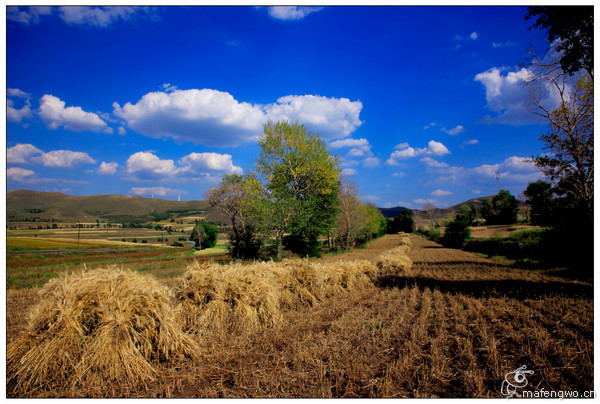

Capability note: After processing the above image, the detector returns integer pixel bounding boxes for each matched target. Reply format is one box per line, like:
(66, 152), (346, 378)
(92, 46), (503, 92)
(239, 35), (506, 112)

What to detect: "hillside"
(6, 189), (215, 223)
(381, 196), (529, 222)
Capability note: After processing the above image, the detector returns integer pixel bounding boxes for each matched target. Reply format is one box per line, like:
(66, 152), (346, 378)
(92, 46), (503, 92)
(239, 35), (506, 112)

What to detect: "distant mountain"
(6, 189), (215, 223)
(379, 196), (528, 222)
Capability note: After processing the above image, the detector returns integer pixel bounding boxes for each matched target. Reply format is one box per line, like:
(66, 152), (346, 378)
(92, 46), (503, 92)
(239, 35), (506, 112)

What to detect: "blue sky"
(6, 5), (554, 208)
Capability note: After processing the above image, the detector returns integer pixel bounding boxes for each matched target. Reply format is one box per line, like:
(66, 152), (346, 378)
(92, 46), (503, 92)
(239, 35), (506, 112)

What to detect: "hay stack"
(375, 245), (413, 277)
(175, 261), (283, 335)
(7, 268), (198, 395)
(269, 259), (319, 309)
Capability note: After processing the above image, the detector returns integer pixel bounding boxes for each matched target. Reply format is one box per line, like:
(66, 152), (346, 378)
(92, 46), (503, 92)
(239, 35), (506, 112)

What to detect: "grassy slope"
(7, 189), (214, 222)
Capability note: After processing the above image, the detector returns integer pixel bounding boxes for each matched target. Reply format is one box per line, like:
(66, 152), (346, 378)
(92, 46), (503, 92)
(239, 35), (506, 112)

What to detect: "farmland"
(6, 233), (592, 398)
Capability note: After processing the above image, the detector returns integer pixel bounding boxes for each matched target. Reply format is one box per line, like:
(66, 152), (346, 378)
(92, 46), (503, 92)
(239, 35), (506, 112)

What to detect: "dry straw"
(175, 258), (379, 335)
(376, 244), (413, 277)
(7, 267), (198, 395)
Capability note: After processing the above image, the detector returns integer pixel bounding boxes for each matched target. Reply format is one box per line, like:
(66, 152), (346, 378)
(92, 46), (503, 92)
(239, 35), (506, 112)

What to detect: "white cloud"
(7, 167), (36, 182)
(39, 94), (113, 133)
(341, 168), (357, 176)
(125, 152), (181, 180)
(118, 126), (127, 135)
(7, 6), (52, 24)
(462, 139), (479, 146)
(129, 187), (186, 198)
(470, 32), (478, 40)
(431, 189), (452, 196)
(125, 151), (242, 182)
(387, 140), (450, 165)
(265, 95), (363, 140)
(414, 198), (439, 205)
(8, 6), (155, 27)
(7, 143), (43, 164)
(8, 143), (96, 168)
(424, 123), (436, 129)
(98, 161), (118, 175)
(267, 6), (323, 20)
(39, 150), (96, 168)
(114, 89), (363, 147)
(363, 157), (380, 167)
(426, 156), (542, 188)
(58, 6), (152, 27)
(179, 152), (242, 174)
(392, 172), (406, 178)
(472, 189), (482, 194)
(7, 88), (33, 123)
(329, 138), (369, 148)
(420, 157), (449, 168)
(473, 66), (558, 125)
(442, 125), (465, 135)
(364, 195), (380, 202)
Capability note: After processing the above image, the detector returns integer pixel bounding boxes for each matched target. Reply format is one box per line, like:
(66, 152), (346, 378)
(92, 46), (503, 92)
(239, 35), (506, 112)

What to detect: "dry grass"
(6, 233), (593, 398)
(7, 267), (198, 396)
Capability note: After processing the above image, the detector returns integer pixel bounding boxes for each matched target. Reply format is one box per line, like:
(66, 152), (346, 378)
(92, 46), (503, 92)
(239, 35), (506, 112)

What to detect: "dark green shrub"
(441, 220), (471, 249)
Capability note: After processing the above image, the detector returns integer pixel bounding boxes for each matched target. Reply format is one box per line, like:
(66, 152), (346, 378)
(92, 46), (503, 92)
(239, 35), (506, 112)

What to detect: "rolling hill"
(7, 189), (215, 223)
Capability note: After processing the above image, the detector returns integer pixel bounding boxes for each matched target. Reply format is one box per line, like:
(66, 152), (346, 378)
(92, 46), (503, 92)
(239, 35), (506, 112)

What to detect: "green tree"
(189, 222), (206, 249)
(389, 209), (414, 234)
(255, 120), (341, 258)
(523, 180), (554, 226)
(481, 190), (519, 225)
(441, 220), (471, 249)
(206, 173), (260, 259)
(454, 204), (475, 226)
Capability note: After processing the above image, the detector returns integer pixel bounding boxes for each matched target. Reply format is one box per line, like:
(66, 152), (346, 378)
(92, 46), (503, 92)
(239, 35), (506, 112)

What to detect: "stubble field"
(6, 234), (593, 398)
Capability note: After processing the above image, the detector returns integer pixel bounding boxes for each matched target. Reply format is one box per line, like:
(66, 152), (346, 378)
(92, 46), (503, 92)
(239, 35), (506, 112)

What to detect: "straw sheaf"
(175, 261), (284, 335)
(375, 245), (413, 277)
(7, 268), (198, 394)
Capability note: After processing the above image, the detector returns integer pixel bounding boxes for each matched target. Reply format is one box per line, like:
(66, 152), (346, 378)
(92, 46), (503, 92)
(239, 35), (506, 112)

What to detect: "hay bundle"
(175, 261), (283, 335)
(269, 259), (319, 308)
(312, 260), (375, 299)
(375, 246), (413, 276)
(398, 234), (412, 247)
(7, 268), (198, 395)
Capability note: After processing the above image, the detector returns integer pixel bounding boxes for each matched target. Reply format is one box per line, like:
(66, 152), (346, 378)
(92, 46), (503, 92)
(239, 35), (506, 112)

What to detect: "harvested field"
(6, 234), (593, 398)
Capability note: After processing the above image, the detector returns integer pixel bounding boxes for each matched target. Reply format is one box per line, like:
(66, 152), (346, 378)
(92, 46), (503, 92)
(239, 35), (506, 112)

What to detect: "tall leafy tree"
(255, 120), (341, 258)
(482, 190), (519, 225)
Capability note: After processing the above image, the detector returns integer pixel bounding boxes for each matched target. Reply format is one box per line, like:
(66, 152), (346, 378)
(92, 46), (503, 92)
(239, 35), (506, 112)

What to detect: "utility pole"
(495, 170), (502, 191)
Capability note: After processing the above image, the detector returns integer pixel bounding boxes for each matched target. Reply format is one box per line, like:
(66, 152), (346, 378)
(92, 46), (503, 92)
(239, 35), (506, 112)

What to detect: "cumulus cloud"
(265, 95), (363, 140)
(8, 143), (95, 168)
(129, 187), (187, 198)
(179, 152), (242, 174)
(39, 94), (113, 133)
(329, 138), (369, 149)
(341, 168), (357, 176)
(7, 143), (43, 164)
(442, 125), (465, 135)
(431, 189), (452, 196)
(267, 6), (324, 20)
(39, 150), (96, 168)
(462, 139), (479, 146)
(386, 140), (450, 165)
(114, 89), (363, 147)
(125, 151), (242, 182)
(414, 198), (439, 206)
(7, 167), (36, 182)
(98, 161), (118, 175)
(7, 88), (33, 123)
(474, 66), (559, 125)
